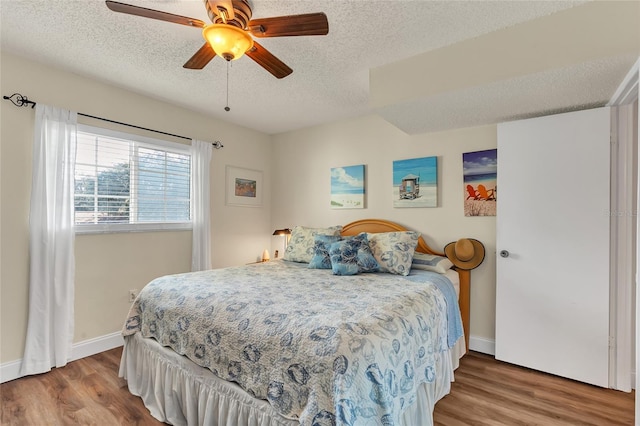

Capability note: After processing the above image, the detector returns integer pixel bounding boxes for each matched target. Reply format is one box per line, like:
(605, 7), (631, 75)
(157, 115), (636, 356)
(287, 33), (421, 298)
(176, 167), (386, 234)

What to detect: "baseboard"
(0, 360), (22, 385)
(469, 335), (495, 355)
(0, 332), (123, 384)
(70, 331), (124, 361)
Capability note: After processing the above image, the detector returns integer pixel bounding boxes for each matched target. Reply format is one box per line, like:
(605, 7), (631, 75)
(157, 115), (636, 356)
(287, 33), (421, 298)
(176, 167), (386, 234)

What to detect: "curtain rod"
(3, 93), (224, 149)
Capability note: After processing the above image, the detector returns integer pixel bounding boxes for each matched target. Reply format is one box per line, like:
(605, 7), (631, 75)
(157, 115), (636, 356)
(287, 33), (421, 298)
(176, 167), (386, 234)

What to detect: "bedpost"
(457, 269), (471, 354)
(443, 238), (485, 355)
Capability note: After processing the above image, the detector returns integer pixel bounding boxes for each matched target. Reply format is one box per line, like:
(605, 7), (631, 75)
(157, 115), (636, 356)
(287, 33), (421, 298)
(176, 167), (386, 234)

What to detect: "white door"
(495, 107), (610, 388)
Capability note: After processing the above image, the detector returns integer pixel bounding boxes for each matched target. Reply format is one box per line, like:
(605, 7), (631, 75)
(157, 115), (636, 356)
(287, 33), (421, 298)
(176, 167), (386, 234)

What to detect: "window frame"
(74, 124), (193, 235)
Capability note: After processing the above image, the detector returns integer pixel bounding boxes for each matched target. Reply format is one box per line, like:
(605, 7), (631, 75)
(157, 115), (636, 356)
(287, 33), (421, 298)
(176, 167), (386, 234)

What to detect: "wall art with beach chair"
(463, 149), (497, 216)
(393, 156), (438, 208)
(331, 164), (365, 209)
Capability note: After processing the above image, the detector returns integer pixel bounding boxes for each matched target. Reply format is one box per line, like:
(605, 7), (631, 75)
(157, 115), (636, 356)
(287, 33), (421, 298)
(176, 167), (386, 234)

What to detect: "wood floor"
(433, 353), (634, 426)
(0, 348), (634, 425)
(0, 348), (162, 426)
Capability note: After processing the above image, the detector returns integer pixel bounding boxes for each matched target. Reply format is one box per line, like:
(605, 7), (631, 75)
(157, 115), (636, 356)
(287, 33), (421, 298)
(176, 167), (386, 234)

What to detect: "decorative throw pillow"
(283, 225), (343, 263)
(367, 231), (420, 276)
(328, 233), (379, 276)
(308, 234), (342, 269)
(412, 252), (454, 274)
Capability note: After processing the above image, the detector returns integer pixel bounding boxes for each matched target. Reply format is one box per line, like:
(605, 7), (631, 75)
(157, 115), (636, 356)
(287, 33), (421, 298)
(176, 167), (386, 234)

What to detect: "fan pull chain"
(224, 61), (231, 112)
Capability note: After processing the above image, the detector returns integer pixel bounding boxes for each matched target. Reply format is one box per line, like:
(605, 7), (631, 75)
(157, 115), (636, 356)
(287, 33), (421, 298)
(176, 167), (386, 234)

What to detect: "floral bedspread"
(123, 260), (461, 426)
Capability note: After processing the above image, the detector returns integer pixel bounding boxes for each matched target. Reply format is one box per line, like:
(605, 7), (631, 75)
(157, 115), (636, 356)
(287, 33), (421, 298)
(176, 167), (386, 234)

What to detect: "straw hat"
(444, 238), (485, 270)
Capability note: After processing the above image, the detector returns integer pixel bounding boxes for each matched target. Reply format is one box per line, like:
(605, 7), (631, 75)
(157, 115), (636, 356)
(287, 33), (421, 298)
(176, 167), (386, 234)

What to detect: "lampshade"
(202, 24), (254, 61)
(272, 228), (291, 236)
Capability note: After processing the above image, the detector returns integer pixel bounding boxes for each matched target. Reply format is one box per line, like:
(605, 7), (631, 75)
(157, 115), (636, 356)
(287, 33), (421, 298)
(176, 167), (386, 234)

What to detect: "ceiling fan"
(105, 0), (329, 79)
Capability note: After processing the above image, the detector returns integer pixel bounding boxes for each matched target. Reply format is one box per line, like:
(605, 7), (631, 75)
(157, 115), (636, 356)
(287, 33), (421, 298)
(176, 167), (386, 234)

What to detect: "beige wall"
(1, 52), (499, 365)
(0, 52), (273, 363)
(271, 115), (497, 344)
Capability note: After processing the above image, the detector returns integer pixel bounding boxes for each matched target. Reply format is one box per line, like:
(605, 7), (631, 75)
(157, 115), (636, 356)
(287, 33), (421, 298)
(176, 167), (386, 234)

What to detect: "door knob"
(500, 250), (510, 258)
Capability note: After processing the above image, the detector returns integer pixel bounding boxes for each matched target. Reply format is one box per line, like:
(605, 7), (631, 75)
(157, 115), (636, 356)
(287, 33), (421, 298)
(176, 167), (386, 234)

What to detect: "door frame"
(607, 57), (638, 392)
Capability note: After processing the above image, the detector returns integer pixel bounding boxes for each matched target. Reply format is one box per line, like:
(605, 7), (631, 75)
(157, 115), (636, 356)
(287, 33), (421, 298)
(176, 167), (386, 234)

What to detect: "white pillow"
(283, 225), (343, 263)
(367, 231), (420, 276)
(412, 252), (454, 274)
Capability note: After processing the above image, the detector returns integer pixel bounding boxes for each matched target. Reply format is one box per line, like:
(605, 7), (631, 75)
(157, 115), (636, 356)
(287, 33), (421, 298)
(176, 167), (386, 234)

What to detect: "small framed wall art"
(392, 156), (438, 208)
(331, 164), (365, 209)
(225, 165), (263, 207)
(463, 149), (497, 216)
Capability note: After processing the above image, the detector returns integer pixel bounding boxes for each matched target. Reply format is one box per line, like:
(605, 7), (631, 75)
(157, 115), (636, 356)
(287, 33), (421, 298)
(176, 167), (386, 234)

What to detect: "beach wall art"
(392, 156), (437, 208)
(331, 164), (365, 209)
(463, 149), (497, 216)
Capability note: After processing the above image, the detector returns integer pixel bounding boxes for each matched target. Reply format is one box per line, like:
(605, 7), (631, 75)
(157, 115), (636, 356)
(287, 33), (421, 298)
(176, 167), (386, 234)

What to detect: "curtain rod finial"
(3, 93), (36, 108)
(212, 141), (224, 149)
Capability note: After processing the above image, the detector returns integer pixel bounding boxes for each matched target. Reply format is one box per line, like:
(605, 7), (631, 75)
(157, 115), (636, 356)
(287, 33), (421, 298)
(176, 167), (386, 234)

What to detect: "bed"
(119, 219), (483, 426)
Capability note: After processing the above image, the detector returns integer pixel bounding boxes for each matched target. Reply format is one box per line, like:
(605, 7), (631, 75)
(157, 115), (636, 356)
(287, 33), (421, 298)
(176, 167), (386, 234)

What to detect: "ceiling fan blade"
(106, 1), (205, 28)
(206, 0), (235, 22)
(183, 43), (217, 69)
(248, 13), (329, 38)
(246, 41), (293, 79)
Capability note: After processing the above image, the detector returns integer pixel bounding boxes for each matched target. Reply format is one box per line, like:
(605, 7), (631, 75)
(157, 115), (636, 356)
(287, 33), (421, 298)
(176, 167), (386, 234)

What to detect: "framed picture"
(225, 165), (263, 207)
(463, 149), (497, 216)
(393, 156), (437, 208)
(331, 164), (365, 209)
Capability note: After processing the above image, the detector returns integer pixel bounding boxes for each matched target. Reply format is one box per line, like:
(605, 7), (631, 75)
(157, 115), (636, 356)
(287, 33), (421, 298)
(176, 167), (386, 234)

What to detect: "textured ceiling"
(1, 1), (638, 135)
(376, 54), (639, 134)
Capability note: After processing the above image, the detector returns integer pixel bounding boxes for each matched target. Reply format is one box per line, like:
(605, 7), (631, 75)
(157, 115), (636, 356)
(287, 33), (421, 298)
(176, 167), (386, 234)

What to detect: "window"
(75, 125), (192, 233)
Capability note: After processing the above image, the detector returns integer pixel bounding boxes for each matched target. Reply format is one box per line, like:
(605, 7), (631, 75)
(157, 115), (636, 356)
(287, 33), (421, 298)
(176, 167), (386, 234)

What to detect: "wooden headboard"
(341, 218), (472, 353)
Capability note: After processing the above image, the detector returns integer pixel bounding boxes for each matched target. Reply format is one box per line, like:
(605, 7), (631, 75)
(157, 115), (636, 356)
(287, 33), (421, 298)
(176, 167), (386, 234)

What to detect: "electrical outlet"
(128, 289), (138, 303)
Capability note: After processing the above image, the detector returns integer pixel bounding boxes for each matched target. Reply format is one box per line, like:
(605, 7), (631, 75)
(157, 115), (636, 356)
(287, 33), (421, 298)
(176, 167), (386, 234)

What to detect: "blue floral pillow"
(308, 234), (342, 269)
(328, 233), (379, 275)
(367, 231), (420, 276)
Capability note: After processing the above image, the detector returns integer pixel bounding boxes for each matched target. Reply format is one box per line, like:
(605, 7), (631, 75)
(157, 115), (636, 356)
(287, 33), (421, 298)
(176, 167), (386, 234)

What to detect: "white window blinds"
(74, 125), (191, 233)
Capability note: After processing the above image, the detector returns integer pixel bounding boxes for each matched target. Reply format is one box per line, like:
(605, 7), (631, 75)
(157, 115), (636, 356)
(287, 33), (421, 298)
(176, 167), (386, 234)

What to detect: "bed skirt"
(119, 333), (465, 426)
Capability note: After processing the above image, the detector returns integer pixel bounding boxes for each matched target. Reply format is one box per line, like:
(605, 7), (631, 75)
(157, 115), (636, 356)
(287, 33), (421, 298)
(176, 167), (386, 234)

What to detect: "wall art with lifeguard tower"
(392, 156), (438, 208)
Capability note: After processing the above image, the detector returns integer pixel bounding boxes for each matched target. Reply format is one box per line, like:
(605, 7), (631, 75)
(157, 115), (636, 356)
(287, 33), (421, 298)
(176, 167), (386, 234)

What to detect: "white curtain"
(191, 139), (212, 271)
(21, 104), (78, 376)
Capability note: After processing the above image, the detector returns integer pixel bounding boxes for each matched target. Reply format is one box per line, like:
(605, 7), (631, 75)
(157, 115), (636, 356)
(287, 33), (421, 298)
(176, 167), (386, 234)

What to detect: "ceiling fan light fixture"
(203, 24), (253, 61)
